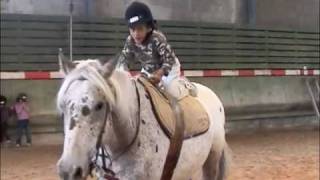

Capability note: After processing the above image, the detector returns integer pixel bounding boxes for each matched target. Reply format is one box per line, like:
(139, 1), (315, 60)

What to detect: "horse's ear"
(58, 48), (75, 75)
(102, 54), (120, 78)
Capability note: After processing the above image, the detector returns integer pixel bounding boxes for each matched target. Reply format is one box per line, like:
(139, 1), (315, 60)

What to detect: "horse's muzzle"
(58, 160), (87, 180)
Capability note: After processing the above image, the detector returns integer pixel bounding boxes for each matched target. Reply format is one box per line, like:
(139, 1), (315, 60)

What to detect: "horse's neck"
(105, 71), (139, 153)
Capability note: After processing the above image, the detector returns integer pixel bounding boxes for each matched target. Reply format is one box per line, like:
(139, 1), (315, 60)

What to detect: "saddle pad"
(138, 77), (210, 139)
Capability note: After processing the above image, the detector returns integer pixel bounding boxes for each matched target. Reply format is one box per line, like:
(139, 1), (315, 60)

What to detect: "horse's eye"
(95, 102), (104, 111)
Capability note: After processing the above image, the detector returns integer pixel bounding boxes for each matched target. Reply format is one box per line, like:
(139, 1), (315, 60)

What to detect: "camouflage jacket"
(119, 30), (177, 76)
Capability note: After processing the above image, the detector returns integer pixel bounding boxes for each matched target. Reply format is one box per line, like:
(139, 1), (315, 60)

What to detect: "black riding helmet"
(125, 1), (156, 29)
(16, 93), (28, 102)
(0, 95), (7, 105)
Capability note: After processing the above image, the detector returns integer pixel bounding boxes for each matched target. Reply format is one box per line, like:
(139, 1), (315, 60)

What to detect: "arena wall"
(1, 75), (318, 135)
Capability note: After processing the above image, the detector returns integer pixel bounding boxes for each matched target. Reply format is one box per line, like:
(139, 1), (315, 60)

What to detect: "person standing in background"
(0, 94), (11, 144)
(12, 93), (32, 147)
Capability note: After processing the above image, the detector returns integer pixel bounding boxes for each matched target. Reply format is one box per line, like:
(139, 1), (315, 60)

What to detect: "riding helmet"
(0, 95), (7, 105)
(16, 93), (28, 102)
(125, 1), (156, 28)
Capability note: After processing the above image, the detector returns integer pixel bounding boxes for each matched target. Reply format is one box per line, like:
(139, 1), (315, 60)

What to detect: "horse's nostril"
(73, 167), (83, 178)
(57, 162), (69, 180)
(63, 172), (69, 180)
(58, 170), (69, 180)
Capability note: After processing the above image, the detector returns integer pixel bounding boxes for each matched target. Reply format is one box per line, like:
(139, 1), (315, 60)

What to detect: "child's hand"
(149, 69), (164, 85)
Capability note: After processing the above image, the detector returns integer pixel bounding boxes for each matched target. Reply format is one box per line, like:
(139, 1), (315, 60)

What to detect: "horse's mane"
(57, 60), (119, 112)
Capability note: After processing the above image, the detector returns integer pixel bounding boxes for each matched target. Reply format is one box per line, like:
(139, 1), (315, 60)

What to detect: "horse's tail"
(217, 143), (232, 180)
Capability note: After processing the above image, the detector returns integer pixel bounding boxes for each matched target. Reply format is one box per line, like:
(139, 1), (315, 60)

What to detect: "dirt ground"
(1, 130), (319, 180)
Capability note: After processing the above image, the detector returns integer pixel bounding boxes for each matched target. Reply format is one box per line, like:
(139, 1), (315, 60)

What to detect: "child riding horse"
(118, 2), (192, 99)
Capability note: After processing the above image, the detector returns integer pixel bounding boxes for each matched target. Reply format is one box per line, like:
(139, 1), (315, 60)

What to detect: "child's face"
(129, 24), (152, 44)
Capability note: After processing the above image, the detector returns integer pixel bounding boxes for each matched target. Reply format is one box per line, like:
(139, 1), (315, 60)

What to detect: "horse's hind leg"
(202, 143), (228, 180)
(202, 147), (222, 180)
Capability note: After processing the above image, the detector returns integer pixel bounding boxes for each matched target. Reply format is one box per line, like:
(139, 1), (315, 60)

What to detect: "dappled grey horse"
(56, 54), (230, 180)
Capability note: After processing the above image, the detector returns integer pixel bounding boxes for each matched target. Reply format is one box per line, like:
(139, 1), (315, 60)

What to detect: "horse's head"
(56, 51), (118, 179)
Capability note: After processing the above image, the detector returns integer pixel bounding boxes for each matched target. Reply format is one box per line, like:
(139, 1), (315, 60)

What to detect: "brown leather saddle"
(138, 77), (210, 139)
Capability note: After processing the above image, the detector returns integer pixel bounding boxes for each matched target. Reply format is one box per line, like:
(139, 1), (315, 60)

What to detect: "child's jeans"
(0, 122), (10, 142)
(161, 59), (192, 100)
(16, 119), (32, 145)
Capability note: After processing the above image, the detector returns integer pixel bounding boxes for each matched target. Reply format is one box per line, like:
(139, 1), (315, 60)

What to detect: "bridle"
(91, 79), (141, 180)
